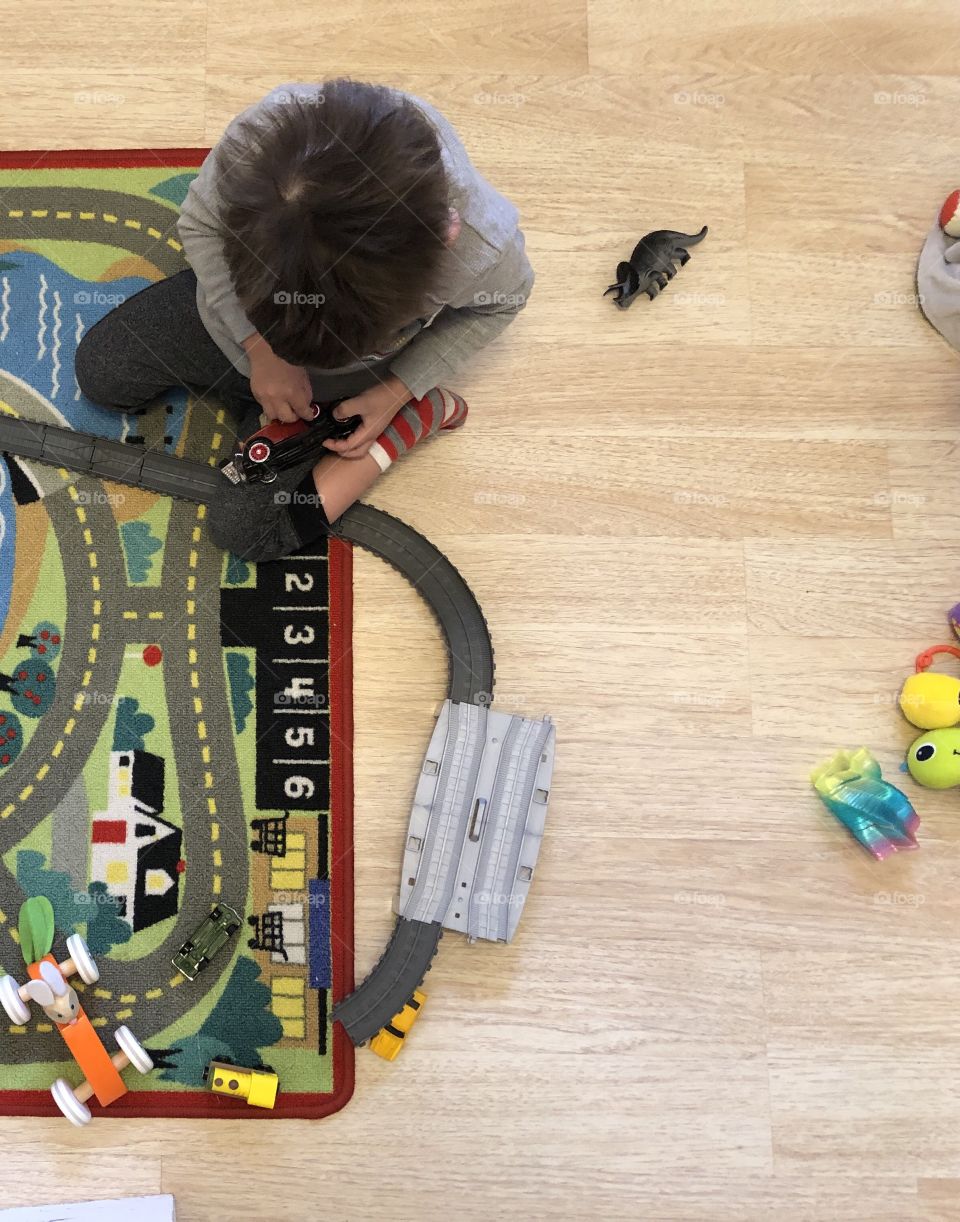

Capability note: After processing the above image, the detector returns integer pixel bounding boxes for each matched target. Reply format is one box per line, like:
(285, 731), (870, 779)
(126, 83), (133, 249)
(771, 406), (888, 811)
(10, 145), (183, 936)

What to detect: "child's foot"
(368, 387), (468, 471)
(437, 387), (469, 430)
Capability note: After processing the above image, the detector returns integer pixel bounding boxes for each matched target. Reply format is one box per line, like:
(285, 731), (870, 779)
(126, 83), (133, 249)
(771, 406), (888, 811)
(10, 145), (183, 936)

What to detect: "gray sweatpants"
(74, 269), (386, 559)
(74, 267), (388, 430)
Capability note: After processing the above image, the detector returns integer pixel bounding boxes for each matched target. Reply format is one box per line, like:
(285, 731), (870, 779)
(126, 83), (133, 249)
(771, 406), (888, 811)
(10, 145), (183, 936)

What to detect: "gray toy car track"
(331, 918), (444, 1044)
(0, 415), (225, 501)
(331, 502), (494, 706)
(0, 414), (494, 1045)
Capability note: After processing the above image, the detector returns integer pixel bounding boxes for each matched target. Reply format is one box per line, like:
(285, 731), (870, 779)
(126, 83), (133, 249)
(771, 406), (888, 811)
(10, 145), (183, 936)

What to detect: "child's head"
(218, 79), (453, 369)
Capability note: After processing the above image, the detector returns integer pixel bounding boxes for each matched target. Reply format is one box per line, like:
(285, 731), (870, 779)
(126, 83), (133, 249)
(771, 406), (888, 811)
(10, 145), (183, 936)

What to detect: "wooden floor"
(4, 1), (960, 1218)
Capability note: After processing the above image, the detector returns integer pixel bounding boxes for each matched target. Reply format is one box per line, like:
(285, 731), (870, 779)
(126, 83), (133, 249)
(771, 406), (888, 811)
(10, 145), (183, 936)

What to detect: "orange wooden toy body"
(27, 955), (127, 1106)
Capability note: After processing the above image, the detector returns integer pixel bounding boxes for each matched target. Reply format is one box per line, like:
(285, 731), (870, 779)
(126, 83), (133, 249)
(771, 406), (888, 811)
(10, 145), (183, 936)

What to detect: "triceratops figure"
(604, 225), (708, 308)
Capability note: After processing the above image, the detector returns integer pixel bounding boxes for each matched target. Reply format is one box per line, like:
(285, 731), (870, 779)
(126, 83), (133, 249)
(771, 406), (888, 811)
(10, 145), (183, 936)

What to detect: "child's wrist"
(377, 374), (412, 406)
(242, 331), (266, 355)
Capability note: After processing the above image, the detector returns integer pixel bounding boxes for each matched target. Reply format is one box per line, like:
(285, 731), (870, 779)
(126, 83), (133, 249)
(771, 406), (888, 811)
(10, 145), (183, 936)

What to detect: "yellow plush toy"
(899, 645), (960, 730)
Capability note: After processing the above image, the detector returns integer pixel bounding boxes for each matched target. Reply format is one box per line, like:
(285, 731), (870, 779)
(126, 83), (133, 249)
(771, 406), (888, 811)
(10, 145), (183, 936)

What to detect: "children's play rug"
(0, 150), (354, 1119)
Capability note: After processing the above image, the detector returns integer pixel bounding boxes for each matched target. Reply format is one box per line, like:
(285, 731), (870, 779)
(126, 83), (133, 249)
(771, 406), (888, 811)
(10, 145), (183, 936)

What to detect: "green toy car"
(172, 904), (242, 981)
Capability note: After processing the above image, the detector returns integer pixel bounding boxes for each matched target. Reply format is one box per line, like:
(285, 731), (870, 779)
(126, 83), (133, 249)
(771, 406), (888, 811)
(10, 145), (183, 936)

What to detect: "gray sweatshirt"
(177, 83), (534, 400)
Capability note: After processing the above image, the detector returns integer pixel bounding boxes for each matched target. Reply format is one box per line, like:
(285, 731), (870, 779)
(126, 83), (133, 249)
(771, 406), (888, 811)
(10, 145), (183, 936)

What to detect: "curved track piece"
(333, 502), (494, 705)
(332, 918), (443, 1045)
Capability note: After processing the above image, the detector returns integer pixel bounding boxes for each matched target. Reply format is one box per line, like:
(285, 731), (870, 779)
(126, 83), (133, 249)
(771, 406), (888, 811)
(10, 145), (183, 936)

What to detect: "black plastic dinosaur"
(604, 225), (708, 308)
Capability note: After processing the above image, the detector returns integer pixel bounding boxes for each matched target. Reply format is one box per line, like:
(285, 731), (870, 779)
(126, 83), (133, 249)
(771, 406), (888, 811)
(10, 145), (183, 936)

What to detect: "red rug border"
(0, 539), (356, 1121)
(0, 149), (212, 169)
(0, 145), (357, 1119)
(0, 540), (356, 1121)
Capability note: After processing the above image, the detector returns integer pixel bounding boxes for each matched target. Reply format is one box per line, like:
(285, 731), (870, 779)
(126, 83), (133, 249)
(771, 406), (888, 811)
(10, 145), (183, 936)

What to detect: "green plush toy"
(906, 727), (960, 789)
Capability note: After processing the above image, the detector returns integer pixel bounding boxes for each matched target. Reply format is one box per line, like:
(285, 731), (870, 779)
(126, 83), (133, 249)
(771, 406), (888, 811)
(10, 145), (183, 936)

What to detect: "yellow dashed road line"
(7, 207), (182, 252)
(193, 412), (228, 899)
(1, 478), (99, 826)
(0, 458), (125, 1018)
(2, 405), (232, 1026)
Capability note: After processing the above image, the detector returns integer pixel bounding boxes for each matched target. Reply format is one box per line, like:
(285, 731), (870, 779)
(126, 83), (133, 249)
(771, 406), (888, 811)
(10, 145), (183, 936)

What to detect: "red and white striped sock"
(368, 387), (468, 473)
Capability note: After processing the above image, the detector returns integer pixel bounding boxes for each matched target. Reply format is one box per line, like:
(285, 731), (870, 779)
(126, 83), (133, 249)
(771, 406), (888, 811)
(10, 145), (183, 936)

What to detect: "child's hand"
(324, 376), (412, 459)
(244, 334), (315, 423)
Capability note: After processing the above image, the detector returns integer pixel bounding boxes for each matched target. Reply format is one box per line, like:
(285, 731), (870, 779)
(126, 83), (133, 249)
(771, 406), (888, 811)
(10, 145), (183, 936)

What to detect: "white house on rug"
(90, 750), (184, 932)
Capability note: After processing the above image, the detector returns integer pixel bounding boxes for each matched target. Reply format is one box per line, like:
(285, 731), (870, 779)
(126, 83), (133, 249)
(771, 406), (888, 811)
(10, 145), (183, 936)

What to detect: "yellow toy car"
(203, 1059), (279, 1109)
(369, 990), (426, 1061)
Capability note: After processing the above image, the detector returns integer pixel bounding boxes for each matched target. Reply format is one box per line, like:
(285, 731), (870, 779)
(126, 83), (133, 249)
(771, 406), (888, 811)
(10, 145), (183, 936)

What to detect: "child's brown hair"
(218, 79), (451, 368)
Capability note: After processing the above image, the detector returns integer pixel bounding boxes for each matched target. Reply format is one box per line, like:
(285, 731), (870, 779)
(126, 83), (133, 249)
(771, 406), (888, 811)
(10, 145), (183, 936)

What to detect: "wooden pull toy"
(0, 930), (99, 1023)
(0, 897), (154, 1125)
(49, 1023), (154, 1127)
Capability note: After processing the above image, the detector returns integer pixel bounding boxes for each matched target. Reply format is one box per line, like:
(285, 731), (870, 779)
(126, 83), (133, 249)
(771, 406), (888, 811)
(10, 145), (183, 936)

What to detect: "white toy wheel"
(51, 1078), (91, 1127)
(114, 1024), (154, 1074)
(65, 933), (99, 984)
(0, 974), (29, 1025)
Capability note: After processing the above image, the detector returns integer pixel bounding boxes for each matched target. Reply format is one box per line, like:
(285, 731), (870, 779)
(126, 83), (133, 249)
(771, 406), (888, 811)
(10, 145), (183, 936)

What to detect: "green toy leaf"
(18, 896), (55, 966)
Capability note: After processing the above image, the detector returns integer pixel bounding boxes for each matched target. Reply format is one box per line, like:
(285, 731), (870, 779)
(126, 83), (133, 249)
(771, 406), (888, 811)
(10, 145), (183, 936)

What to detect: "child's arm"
(173, 88), (315, 420)
(242, 333), (315, 422)
(177, 96), (317, 421)
(176, 89), (316, 351)
(387, 233), (534, 401)
(321, 374), (413, 459)
(176, 134), (260, 351)
(320, 235), (533, 462)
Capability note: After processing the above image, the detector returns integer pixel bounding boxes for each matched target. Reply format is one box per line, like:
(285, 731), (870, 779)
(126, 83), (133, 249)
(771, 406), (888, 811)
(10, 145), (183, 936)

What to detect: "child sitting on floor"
(75, 78), (533, 560)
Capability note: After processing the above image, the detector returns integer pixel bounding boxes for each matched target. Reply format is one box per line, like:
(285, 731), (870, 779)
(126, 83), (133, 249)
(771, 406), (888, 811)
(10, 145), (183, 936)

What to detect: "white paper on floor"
(0, 1195), (174, 1222)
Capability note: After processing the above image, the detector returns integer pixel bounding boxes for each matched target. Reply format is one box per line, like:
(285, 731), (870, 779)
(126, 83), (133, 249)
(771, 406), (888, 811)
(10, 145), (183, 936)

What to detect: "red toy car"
(221, 401), (362, 485)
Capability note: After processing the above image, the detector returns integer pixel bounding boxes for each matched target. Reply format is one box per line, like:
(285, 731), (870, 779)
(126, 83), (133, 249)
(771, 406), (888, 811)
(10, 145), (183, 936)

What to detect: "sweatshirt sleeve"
(175, 101), (273, 349)
(389, 231), (535, 400)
